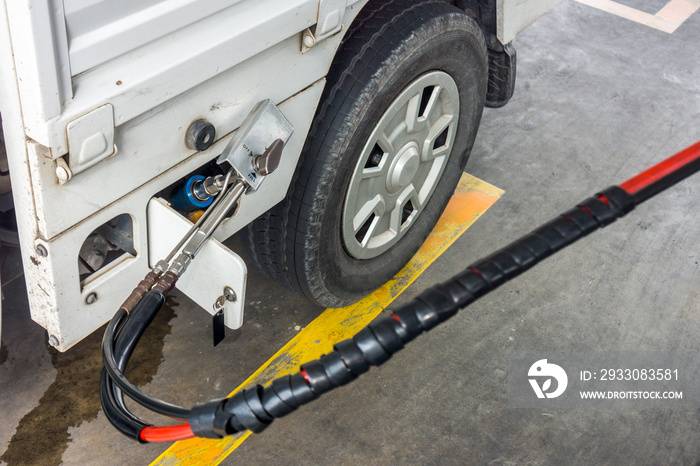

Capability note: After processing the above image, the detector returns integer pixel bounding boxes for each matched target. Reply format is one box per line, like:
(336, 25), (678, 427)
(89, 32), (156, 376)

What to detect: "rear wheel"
(242, 0), (488, 307)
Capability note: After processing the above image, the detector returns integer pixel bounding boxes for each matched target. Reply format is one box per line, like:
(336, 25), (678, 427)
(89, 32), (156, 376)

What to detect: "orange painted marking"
(150, 173), (503, 465)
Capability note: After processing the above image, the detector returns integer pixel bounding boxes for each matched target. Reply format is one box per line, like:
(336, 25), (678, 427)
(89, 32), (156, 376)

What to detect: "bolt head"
(36, 244), (48, 257)
(85, 292), (98, 305)
(48, 335), (59, 347)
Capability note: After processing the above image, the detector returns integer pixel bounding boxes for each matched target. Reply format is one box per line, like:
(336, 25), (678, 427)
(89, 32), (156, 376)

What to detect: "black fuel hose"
(101, 290), (191, 440)
(100, 140), (700, 443)
(99, 299), (147, 439)
(100, 309), (150, 440)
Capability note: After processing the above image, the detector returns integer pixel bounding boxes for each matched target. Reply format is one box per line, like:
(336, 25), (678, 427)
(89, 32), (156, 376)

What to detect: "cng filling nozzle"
(153, 138), (286, 300)
(101, 129), (700, 441)
(168, 174), (223, 212)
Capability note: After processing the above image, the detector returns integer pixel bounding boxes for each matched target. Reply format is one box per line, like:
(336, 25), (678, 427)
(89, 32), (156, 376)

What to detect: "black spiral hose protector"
(187, 186), (636, 438)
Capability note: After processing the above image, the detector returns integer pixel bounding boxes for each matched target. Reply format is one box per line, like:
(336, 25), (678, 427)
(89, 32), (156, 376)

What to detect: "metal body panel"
(4, 0), (72, 145)
(0, 1), (42, 349)
(497, 0), (562, 44)
(32, 34), (336, 240)
(64, 0), (245, 76)
(36, 0), (319, 157)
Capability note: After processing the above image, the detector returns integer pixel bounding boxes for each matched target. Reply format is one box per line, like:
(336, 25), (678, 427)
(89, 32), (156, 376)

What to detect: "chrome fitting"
(169, 253), (193, 277)
(153, 260), (170, 275)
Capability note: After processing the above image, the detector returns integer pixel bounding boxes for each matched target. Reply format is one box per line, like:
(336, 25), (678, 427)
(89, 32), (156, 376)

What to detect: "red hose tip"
(139, 423), (195, 443)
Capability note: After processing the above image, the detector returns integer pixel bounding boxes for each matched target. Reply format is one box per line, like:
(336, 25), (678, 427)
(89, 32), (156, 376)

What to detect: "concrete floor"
(1, 1), (699, 464)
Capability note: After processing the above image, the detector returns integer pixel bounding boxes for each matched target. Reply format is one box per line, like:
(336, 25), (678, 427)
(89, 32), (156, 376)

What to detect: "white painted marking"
(574, 0), (699, 33)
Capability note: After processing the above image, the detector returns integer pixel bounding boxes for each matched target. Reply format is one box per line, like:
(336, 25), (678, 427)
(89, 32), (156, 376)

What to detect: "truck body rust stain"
(0, 297), (178, 466)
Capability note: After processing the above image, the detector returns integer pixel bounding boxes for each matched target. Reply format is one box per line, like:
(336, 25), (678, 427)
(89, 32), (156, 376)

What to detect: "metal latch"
(302, 0), (347, 51)
(59, 104), (117, 183)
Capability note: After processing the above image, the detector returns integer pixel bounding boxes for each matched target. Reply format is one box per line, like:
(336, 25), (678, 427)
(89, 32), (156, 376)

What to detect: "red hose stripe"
(578, 205), (595, 217)
(301, 369), (311, 385)
(620, 140), (700, 194)
(139, 423), (195, 442)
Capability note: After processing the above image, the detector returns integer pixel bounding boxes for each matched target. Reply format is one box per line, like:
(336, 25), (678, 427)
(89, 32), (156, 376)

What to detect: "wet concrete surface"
(0, 279), (176, 466)
(1, 0), (700, 464)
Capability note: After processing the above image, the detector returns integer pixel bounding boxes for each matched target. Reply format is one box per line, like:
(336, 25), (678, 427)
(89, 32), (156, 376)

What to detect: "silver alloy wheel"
(342, 71), (460, 260)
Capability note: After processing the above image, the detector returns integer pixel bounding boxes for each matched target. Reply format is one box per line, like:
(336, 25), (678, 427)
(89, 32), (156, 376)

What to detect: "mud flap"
(486, 42), (517, 108)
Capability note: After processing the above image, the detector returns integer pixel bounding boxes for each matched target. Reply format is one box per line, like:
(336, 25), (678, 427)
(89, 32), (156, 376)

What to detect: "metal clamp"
(216, 100), (293, 191)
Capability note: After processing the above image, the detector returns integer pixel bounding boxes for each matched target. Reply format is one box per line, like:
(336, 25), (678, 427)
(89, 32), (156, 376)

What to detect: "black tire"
(242, 0), (488, 307)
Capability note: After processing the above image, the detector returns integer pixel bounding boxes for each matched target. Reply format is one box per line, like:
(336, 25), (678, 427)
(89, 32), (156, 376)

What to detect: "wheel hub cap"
(342, 71), (460, 260)
(388, 143), (420, 192)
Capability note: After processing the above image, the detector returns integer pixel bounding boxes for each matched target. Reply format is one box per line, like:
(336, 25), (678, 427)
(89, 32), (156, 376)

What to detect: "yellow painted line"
(151, 173), (503, 466)
(574, 0), (699, 33)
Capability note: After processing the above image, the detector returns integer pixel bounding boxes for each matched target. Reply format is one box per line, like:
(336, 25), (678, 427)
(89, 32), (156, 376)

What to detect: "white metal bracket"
(63, 104), (116, 182)
(147, 198), (247, 329)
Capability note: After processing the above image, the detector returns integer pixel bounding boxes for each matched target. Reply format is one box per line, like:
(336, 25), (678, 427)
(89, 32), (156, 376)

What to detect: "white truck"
(0, 0), (558, 351)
